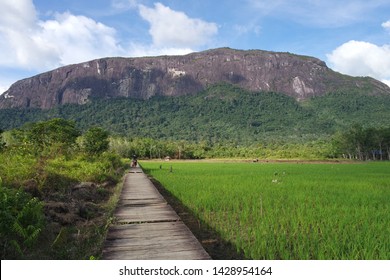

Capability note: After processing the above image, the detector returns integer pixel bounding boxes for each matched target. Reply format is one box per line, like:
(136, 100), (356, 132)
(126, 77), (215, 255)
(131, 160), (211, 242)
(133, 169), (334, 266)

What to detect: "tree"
(332, 125), (390, 161)
(24, 118), (80, 156)
(82, 127), (110, 156)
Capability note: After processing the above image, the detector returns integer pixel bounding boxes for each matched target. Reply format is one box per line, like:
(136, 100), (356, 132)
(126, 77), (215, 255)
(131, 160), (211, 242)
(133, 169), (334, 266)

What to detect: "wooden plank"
(104, 237), (201, 250)
(114, 205), (180, 223)
(104, 246), (209, 258)
(106, 222), (194, 239)
(103, 248), (210, 260)
(102, 168), (211, 260)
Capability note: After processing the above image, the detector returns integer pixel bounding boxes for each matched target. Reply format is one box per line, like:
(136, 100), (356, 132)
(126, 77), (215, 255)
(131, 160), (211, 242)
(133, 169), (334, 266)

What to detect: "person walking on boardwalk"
(131, 154), (138, 167)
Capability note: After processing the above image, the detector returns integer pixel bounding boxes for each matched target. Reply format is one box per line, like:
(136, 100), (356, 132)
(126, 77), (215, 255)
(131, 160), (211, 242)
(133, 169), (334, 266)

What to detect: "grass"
(142, 161), (390, 259)
(46, 155), (123, 183)
(0, 152), (37, 187)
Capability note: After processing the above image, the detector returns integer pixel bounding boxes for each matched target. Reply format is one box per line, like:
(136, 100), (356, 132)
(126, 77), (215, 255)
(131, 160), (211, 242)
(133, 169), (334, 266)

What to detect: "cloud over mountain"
(327, 21), (390, 86)
(139, 3), (218, 48)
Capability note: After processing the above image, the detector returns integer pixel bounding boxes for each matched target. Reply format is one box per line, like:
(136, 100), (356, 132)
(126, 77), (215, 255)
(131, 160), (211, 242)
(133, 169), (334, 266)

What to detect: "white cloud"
(0, 0), (125, 71)
(233, 24), (261, 36)
(111, 0), (138, 11)
(327, 40), (390, 85)
(138, 3), (218, 48)
(326, 20), (390, 86)
(0, 0), (47, 68)
(128, 43), (194, 57)
(36, 12), (125, 66)
(0, 0), (37, 30)
(382, 20), (390, 32)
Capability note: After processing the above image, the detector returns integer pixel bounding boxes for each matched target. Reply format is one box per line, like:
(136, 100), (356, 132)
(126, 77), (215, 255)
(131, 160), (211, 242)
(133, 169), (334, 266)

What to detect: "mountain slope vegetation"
(1, 84), (390, 145)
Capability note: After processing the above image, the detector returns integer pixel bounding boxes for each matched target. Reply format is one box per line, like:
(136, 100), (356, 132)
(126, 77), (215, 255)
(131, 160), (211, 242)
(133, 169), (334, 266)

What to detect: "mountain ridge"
(1, 47), (389, 109)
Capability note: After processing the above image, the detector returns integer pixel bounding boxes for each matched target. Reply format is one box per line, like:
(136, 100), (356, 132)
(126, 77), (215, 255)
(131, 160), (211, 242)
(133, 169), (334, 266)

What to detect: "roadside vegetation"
(0, 119), (126, 259)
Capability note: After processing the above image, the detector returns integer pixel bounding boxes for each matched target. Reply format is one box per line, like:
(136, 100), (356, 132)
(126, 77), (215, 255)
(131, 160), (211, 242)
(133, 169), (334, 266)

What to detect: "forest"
(1, 83), (390, 161)
(1, 84), (390, 144)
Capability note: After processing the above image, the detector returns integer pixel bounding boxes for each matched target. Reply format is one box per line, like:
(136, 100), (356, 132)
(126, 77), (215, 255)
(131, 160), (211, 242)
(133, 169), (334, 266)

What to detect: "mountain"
(1, 48), (389, 109)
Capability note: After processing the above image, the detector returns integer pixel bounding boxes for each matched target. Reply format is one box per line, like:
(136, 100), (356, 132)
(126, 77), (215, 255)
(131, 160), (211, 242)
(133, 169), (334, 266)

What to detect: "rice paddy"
(142, 161), (390, 259)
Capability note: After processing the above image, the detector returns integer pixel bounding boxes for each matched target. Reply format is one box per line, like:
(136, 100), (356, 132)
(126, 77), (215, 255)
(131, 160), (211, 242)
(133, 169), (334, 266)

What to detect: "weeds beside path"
(0, 152), (129, 259)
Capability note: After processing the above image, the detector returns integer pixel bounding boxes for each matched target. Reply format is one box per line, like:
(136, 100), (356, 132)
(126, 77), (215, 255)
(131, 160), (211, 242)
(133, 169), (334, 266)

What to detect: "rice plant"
(143, 161), (390, 259)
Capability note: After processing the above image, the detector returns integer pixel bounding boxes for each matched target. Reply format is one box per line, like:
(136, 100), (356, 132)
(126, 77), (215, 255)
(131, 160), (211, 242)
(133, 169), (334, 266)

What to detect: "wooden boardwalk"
(102, 166), (211, 260)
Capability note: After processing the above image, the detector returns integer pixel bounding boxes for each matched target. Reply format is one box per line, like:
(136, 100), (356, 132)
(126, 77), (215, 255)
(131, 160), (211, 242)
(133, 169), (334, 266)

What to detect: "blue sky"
(1, 0), (390, 94)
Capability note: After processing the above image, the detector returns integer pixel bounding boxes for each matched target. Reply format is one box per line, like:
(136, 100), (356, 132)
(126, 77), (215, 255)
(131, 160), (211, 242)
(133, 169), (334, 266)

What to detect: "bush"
(0, 184), (45, 259)
(82, 127), (110, 156)
(23, 118), (80, 157)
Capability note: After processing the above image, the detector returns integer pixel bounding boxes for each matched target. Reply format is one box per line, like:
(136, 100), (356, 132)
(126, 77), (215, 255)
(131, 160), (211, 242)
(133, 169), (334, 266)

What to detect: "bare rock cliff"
(1, 48), (389, 109)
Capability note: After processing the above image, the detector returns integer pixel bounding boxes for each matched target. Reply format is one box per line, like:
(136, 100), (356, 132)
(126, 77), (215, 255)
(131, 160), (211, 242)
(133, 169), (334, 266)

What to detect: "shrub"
(0, 184), (45, 259)
(82, 127), (110, 156)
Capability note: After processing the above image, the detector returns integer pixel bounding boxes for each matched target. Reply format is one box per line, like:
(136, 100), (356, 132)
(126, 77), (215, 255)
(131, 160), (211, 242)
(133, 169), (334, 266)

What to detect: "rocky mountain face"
(1, 48), (389, 109)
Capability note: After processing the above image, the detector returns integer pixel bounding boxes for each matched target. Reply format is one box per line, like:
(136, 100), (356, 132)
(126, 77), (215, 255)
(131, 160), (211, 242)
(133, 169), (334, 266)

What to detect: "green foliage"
(11, 118), (80, 157)
(82, 127), (110, 156)
(46, 154), (124, 184)
(2, 84), (390, 145)
(0, 84), (390, 153)
(332, 124), (390, 160)
(31, 118), (79, 155)
(0, 151), (37, 187)
(0, 185), (45, 259)
(304, 91), (390, 129)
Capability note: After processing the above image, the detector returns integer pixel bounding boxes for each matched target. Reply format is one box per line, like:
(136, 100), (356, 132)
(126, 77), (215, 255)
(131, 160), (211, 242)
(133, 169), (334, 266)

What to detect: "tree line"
(109, 136), (333, 160)
(4, 119), (390, 161)
(332, 125), (390, 160)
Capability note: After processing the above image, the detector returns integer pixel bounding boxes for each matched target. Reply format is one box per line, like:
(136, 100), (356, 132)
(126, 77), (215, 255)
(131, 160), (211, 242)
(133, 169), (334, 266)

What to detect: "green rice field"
(141, 161), (390, 260)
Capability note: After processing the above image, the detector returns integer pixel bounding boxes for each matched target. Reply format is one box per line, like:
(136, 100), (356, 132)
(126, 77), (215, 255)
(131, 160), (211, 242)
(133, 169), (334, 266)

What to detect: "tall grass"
(46, 154), (124, 183)
(142, 161), (390, 259)
(0, 151), (37, 187)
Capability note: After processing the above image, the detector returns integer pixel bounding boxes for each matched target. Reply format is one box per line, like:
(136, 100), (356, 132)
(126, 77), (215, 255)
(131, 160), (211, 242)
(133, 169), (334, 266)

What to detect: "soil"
(41, 181), (114, 227)
(21, 178), (118, 259)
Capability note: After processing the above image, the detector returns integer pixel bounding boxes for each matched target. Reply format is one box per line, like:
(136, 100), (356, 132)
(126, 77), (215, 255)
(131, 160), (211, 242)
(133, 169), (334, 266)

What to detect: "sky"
(1, 0), (390, 94)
